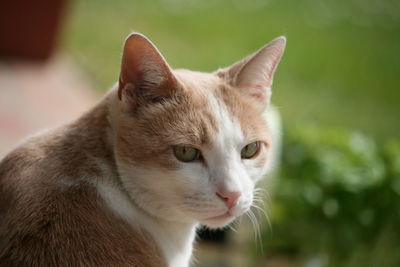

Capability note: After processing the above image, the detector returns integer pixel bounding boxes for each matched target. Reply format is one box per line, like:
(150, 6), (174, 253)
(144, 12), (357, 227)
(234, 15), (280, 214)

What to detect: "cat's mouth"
(206, 211), (232, 220)
(200, 211), (236, 228)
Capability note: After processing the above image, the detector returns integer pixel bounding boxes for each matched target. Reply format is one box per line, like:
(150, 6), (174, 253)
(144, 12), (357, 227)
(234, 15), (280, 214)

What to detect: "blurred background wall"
(1, 0), (399, 266)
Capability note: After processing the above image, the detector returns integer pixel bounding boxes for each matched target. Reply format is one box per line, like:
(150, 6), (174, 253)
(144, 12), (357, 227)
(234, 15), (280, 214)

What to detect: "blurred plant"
(259, 125), (400, 266)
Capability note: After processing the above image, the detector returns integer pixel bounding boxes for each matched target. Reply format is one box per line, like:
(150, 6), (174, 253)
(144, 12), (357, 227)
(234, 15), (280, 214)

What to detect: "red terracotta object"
(0, 0), (68, 61)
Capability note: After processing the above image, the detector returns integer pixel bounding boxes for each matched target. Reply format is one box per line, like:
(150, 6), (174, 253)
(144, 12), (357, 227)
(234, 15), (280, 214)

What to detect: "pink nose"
(216, 190), (241, 209)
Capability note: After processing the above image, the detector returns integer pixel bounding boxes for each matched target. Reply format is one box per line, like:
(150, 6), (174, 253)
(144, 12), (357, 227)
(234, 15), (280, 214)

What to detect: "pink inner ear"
(222, 36), (285, 107)
(118, 33), (178, 105)
(241, 82), (270, 101)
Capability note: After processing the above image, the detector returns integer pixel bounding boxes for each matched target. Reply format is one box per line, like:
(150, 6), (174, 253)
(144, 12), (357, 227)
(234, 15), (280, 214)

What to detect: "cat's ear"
(118, 33), (177, 107)
(219, 36), (286, 107)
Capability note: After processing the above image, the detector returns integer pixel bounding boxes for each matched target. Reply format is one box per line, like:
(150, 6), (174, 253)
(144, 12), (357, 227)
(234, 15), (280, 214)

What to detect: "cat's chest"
(96, 179), (197, 267)
(149, 223), (196, 267)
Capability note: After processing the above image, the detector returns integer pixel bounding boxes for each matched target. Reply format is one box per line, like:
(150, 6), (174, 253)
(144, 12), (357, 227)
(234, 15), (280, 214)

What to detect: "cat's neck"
(134, 207), (198, 267)
(97, 171), (197, 267)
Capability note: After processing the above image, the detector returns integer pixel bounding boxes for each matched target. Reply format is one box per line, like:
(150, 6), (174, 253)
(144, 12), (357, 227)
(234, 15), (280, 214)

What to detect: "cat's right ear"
(218, 37), (286, 108)
(118, 33), (177, 108)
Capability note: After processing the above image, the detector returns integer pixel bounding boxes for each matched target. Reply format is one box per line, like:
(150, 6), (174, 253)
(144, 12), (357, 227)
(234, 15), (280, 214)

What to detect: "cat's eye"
(241, 141), (260, 159)
(173, 146), (201, 162)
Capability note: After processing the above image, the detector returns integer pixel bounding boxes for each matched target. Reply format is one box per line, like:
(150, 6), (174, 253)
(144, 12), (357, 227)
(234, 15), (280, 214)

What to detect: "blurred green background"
(64, 0), (400, 139)
(62, 0), (400, 266)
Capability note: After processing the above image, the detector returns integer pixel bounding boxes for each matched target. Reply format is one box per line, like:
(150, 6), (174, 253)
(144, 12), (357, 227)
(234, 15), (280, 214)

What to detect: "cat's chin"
(199, 212), (236, 229)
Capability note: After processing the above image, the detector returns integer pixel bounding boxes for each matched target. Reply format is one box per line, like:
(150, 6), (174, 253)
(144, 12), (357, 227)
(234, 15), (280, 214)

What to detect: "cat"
(0, 33), (285, 267)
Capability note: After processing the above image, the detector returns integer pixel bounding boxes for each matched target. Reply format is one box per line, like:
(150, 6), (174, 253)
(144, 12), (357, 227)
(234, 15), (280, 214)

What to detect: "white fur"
(101, 64), (280, 266)
(96, 171), (197, 267)
(203, 92), (255, 219)
(101, 84), (272, 266)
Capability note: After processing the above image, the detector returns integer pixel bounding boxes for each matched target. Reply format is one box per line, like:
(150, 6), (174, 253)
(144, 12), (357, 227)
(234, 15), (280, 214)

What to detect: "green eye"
(241, 141), (260, 159)
(173, 146), (201, 162)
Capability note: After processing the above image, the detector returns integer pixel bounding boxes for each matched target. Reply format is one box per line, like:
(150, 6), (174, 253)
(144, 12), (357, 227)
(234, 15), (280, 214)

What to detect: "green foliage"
(261, 126), (400, 266)
(64, 0), (400, 138)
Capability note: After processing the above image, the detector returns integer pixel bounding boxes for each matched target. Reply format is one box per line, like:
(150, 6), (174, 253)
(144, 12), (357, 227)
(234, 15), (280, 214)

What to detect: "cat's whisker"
(238, 213), (244, 226)
(253, 211), (263, 250)
(254, 194), (270, 205)
(251, 203), (266, 215)
(228, 224), (238, 233)
(251, 204), (272, 235)
(253, 188), (268, 197)
(254, 187), (272, 203)
(253, 187), (267, 194)
(253, 191), (267, 200)
(246, 209), (263, 252)
(252, 188), (272, 225)
(252, 196), (266, 203)
(247, 211), (257, 244)
(245, 211), (257, 242)
(252, 197), (266, 210)
(232, 216), (241, 227)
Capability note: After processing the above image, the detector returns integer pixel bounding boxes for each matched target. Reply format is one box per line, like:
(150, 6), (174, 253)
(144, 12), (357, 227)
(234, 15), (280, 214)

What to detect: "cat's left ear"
(218, 36), (286, 107)
(118, 33), (178, 108)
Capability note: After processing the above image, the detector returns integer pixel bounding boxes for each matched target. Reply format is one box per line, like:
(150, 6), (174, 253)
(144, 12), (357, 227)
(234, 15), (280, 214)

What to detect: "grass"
(62, 0), (400, 138)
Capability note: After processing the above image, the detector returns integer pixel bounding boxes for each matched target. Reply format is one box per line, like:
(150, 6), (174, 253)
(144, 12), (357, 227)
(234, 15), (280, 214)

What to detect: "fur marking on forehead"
(205, 91), (244, 148)
(172, 70), (269, 146)
(134, 91), (219, 148)
(213, 84), (270, 143)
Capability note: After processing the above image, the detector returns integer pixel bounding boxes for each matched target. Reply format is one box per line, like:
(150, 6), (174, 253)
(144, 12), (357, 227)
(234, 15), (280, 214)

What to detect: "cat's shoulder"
(0, 126), (64, 180)
(0, 129), (167, 267)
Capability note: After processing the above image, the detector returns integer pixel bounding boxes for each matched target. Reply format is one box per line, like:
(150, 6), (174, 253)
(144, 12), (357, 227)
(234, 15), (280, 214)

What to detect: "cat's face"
(113, 34), (285, 228)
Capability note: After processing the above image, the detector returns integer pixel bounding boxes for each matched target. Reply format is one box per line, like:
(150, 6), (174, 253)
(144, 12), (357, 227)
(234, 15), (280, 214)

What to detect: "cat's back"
(0, 124), (166, 267)
(0, 126), (91, 217)
(0, 132), (55, 221)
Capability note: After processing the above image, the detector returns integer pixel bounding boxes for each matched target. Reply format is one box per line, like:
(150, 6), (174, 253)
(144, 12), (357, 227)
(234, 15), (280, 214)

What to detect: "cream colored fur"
(0, 33), (285, 267)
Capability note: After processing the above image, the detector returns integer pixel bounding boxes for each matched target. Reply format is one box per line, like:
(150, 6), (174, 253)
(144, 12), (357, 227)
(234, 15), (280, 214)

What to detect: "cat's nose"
(216, 190), (241, 209)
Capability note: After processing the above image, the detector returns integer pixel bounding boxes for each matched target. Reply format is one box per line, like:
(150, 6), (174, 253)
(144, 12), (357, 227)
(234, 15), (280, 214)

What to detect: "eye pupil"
(241, 141), (260, 159)
(173, 146), (200, 162)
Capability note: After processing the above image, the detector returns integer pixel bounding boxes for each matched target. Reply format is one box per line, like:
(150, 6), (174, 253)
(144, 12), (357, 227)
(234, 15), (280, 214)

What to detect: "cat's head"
(112, 33), (285, 228)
